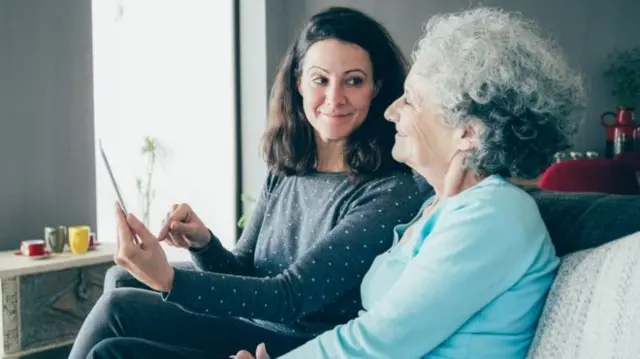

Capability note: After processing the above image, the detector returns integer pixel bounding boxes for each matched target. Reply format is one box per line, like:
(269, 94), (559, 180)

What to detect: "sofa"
(524, 187), (640, 358)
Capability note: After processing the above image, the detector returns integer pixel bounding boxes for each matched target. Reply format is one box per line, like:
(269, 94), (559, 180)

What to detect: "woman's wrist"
(159, 266), (175, 292)
(190, 229), (215, 251)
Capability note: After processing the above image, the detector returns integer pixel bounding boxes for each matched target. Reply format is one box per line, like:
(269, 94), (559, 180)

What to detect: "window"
(91, 0), (237, 261)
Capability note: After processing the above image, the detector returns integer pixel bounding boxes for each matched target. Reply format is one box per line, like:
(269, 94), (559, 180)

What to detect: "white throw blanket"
(528, 231), (640, 359)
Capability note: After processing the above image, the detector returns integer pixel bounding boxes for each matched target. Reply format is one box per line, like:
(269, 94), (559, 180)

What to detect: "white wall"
(238, 0), (268, 205)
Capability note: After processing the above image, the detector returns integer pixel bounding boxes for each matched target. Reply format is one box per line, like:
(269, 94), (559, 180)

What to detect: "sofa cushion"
(527, 231), (640, 358)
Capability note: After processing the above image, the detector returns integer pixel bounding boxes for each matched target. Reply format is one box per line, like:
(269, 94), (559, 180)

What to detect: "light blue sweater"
(279, 175), (559, 358)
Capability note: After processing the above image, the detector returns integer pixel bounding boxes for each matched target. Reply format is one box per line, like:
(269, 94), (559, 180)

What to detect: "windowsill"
(0, 243), (117, 279)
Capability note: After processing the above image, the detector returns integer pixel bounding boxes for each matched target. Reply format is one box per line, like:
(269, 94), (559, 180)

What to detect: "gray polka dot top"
(162, 171), (424, 335)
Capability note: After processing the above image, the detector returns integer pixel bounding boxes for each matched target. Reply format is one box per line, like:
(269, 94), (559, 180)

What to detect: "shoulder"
(349, 171), (424, 211)
(448, 175), (538, 214)
(361, 171), (422, 194)
(261, 171), (288, 195)
(415, 176), (552, 266)
(437, 175), (545, 237)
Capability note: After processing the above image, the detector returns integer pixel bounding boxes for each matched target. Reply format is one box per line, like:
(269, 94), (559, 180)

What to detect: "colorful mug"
(68, 225), (91, 254)
(21, 239), (47, 256)
(44, 226), (66, 253)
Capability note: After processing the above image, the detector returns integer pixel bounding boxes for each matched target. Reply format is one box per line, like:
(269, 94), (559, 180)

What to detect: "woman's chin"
(391, 147), (409, 164)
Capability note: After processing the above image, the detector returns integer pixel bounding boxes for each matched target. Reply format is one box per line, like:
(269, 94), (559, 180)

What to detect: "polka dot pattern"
(165, 171), (424, 333)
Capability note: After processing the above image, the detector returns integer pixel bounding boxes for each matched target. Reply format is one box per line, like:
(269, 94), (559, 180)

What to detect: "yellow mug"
(68, 225), (91, 254)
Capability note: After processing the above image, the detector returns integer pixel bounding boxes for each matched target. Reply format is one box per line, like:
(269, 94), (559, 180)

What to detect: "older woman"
(235, 6), (586, 359)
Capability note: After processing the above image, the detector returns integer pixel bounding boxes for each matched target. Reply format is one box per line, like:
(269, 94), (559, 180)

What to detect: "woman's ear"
(456, 120), (483, 152)
(373, 80), (382, 98)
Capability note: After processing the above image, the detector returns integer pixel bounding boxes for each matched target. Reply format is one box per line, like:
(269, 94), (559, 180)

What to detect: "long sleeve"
(161, 175), (423, 323)
(279, 186), (558, 358)
(187, 174), (273, 276)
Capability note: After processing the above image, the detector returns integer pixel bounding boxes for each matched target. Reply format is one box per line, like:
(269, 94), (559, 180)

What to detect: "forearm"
(189, 231), (253, 275)
(164, 229), (385, 323)
(190, 177), (268, 275)
(162, 268), (300, 322)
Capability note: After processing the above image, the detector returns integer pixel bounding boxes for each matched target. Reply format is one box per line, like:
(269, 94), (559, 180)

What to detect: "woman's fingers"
(168, 232), (191, 248)
(157, 203), (191, 240)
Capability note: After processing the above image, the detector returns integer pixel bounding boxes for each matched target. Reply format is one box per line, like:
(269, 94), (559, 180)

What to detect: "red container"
(601, 107), (638, 158)
(20, 239), (47, 256)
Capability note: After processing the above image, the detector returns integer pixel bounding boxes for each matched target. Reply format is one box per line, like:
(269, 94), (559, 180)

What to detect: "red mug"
(21, 239), (47, 256)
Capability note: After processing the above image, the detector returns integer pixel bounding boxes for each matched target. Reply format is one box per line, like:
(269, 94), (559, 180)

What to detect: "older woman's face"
(384, 73), (461, 173)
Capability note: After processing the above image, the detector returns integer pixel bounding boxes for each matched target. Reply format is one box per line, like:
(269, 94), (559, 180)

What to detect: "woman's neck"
(315, 137), (347, 173)
(415, 165), (484, 199)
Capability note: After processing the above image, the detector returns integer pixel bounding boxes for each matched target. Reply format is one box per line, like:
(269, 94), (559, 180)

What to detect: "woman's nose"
(384, 99), (400, 122)
(325, 83), (346, 106)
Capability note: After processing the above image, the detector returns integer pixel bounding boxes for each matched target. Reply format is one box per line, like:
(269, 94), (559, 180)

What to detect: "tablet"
(99, 140), (129, 215)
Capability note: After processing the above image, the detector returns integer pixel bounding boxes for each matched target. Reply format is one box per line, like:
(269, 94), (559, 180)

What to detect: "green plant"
(237, 194), (257, 229)
(136, 136), (163, 227)
(603, 46), (640, 109)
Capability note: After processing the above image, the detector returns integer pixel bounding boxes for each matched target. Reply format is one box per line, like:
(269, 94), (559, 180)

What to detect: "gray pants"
(68, 264), (310, 359)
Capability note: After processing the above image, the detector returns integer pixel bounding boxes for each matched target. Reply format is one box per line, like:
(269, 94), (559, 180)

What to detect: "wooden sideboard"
(0, 243), (116, 359)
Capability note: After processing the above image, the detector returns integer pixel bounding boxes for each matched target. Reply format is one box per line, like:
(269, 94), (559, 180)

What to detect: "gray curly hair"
(410, 7), (586, 179)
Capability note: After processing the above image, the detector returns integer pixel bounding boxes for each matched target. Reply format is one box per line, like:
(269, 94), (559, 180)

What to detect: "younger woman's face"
(298, 39), (376, 144)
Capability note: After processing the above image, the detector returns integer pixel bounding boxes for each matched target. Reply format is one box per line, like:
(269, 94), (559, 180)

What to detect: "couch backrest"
(525, 187), (640, 256)
(527, 232), (640, 358)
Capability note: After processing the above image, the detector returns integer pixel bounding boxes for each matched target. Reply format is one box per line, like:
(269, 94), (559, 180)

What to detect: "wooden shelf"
(0, 243), (116, 279)
(1, 243), (116, 358)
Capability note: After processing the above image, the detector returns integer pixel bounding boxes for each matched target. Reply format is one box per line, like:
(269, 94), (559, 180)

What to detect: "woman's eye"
(346, 77), (364, 86)
(312, 77), (327, 85)
(403, 96), (412, 106)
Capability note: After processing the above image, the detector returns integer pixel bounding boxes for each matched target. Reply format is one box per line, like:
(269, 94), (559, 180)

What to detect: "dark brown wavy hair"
(261, 6), (411, 183)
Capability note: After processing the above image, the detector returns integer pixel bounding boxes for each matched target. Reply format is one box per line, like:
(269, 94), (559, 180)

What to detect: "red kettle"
(601, 107), (639, 158)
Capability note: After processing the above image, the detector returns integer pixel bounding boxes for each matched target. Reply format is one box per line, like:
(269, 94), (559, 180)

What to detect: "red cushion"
(615, 152), (640, 171)
(539, 158), (640, 195)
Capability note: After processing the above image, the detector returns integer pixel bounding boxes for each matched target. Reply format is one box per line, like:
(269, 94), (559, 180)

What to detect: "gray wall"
(262, 0), (640, 154)
(0, 0), (96, 251)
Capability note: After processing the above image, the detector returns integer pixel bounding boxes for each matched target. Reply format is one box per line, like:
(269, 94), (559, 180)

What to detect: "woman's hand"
(157, 203), (212, 249)
(114, 203), (175, 292)
(443, 151), (469, 197)
(233, 343), (270, 359)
